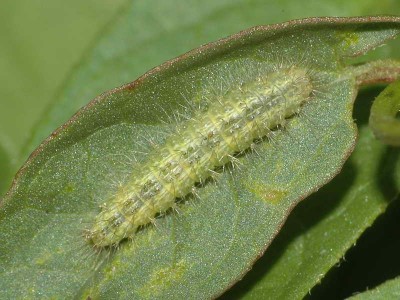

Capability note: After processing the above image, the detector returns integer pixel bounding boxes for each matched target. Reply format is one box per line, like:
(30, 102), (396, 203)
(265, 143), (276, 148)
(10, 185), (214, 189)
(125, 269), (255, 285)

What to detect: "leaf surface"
(348, 276), (400, 300)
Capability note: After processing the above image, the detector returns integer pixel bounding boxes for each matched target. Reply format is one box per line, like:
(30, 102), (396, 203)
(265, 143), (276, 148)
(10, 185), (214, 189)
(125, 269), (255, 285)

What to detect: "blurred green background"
(0, 0), (127, 193)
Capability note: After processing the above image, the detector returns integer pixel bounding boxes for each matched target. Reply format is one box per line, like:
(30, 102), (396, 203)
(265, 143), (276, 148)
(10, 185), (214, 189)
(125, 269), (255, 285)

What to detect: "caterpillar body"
(87, 66), (313, 247)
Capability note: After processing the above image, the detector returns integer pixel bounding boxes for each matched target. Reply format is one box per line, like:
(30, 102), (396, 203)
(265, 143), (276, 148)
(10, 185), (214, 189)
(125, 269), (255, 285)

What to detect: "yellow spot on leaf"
(35, 251), (53, 266)
(245, 181), (287, 205)
(338, 32), (360, 51)
(139, 260), (188, 298)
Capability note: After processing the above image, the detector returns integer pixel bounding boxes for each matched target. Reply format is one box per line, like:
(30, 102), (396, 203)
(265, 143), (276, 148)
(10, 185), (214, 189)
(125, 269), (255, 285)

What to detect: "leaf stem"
(347, 59), (400, 146)
(349, 59), (400, 87)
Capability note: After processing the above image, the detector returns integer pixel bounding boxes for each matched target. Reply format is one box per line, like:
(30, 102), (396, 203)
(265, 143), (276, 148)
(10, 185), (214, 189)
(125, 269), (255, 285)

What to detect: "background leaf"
(0, 138), (14, 197)
(348, 276), (400, 299)
(0, 0), (128, 193)
(369, 79), (400, 146)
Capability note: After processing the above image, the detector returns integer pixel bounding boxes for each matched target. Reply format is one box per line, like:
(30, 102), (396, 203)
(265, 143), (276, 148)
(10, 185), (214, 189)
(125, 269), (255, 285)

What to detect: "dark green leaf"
(369, 79), (400, 146)
(348, 276), (400, 299)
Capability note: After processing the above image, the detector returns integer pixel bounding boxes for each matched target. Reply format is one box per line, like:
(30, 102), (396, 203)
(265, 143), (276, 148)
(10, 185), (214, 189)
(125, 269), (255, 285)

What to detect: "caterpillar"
(87, 66), (313, 247)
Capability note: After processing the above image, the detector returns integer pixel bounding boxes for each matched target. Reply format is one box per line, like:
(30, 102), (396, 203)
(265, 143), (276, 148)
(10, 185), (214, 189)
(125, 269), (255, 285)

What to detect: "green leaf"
(369, 79), (400, 146)
(1, 17), (400, 299)
(348, 276), (400, 299)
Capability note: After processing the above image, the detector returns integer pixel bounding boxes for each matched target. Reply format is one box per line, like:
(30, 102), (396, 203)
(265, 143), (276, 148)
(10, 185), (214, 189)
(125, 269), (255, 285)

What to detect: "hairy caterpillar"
(87, 66), (313, 247)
